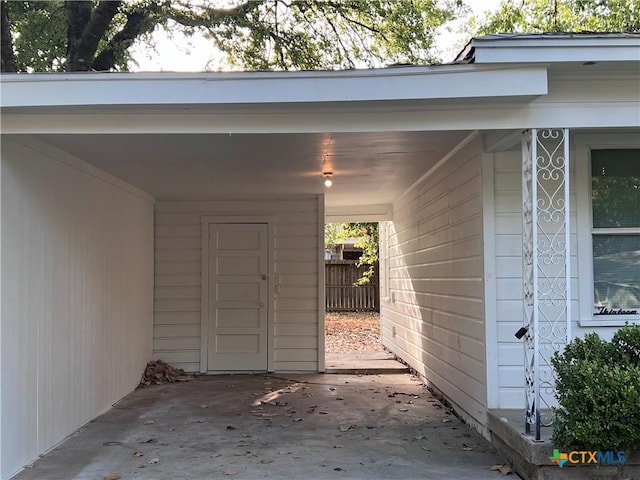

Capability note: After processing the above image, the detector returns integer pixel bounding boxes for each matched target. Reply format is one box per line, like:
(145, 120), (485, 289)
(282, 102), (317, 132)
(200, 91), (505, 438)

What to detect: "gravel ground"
(325, 311), (383, 353)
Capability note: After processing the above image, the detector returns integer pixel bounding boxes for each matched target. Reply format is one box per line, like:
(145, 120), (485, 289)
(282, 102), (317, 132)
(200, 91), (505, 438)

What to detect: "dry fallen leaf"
(103, 476), (121, 480)
(279, 450), (291, 455)
(141, 438), (157, 444)
(143, 420), (155, 425)
(132, 450), (144, 457)
(442, 418), (452, 423)
(339, 425), (352, 432)
(260, 459), (273, 464)
(223, 470), (238, 476)
(24, 464), (35, 470)
(491, 464), (513, 475)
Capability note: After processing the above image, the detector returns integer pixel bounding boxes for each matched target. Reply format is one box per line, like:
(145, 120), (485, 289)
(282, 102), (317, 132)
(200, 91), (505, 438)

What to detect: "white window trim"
(575, 133), (640, 327)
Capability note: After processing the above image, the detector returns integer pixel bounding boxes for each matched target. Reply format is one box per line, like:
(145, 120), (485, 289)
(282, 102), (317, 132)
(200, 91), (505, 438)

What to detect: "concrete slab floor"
(14, 373), (512, 480)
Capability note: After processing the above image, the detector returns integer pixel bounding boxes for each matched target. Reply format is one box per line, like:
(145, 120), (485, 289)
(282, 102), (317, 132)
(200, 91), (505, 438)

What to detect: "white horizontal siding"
(154, 198), (319, 373)
(381, 136), (488, 432)
(1, 136), (153, 480)
(492, 149), (579, 408)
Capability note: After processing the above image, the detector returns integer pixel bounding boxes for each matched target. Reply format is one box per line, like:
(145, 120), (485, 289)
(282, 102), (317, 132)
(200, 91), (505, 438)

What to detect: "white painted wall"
(489, 134), (640, 408)
(1, 136), (154, 480)
(490, 147), (579, 409)
(380, 135), (488, 432)
(0, 133), (3, 480)
(154, 197), (320, 373)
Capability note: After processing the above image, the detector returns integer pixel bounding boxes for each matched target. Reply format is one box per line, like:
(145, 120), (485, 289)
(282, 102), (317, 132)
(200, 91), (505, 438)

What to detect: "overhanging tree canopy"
(0, 0), (462, 73)
(473, 0), (639, 34)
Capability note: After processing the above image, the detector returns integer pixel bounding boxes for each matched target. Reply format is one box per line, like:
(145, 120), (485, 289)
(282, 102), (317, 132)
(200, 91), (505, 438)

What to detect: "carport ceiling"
(38, 130), (471, 207)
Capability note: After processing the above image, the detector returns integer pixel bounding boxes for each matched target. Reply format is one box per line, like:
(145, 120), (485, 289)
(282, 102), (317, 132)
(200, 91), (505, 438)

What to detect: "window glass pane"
(591, 149), (640, 228)
(593, 235), (640, 313)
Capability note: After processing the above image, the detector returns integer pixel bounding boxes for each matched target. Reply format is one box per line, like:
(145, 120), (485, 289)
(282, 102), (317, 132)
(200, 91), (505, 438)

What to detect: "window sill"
(579, 317), (640, 327)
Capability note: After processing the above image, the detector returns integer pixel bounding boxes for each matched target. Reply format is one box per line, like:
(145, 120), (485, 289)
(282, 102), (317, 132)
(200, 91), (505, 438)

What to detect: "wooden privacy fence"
(325, 260), (379, 312)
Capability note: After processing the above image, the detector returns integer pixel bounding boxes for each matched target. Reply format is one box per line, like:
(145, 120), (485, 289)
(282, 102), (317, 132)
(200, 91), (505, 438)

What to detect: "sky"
(130, 0), (504, 72)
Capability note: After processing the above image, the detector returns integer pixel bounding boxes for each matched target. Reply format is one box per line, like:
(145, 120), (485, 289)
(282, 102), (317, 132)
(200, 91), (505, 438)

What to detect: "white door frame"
(200, 215), (276, 373)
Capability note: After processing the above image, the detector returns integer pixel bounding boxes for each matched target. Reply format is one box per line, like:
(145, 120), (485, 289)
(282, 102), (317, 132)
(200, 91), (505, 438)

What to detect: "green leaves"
(9, 1), (68, 72)
(475, 0), (640, 35)
(3, 0), (454, 72)
(551, 324), (640, 452)
(325, 223), (379, 285)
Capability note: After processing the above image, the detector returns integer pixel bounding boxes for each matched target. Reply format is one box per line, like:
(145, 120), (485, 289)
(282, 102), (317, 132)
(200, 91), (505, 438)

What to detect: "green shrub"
(551, 324), (640, 452)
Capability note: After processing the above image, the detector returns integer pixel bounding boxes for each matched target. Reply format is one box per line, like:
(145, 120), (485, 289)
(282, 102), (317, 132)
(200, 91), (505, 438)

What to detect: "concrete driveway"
(14, 373), (511, 480)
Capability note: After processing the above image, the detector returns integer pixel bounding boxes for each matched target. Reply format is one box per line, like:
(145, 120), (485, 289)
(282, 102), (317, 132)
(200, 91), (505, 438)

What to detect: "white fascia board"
(474, 46), (640, 63)
(0, 65), (547, 108)
(471, 37), (640, 63)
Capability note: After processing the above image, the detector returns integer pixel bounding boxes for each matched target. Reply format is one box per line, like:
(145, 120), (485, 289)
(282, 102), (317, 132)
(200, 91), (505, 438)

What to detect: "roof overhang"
(455, 33), (640, 64)
(1, 34), (638, 212)
(1, 64), (547, 111)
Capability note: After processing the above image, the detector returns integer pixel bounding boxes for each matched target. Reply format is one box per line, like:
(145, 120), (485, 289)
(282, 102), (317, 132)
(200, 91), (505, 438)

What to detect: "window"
(590, 149), (640, 318)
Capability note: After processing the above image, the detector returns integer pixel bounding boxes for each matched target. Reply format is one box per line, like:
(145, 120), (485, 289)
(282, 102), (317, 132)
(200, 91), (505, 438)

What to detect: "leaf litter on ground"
(325, 312), (382, 353)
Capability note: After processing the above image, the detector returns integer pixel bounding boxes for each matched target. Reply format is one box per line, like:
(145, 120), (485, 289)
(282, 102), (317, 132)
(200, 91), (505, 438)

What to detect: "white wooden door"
(207, 223), (268, 371)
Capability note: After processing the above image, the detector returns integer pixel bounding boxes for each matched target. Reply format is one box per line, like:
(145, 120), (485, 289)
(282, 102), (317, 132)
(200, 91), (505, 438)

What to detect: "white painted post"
(522, 129), (571, 440)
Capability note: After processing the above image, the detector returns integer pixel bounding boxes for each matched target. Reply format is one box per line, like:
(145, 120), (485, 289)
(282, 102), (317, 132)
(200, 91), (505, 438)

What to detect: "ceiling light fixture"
(323, 172), (333, 187)
(321, 136), (334, 187)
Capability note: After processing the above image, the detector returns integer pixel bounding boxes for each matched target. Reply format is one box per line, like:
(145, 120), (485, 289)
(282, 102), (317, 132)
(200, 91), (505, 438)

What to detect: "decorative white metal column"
(521, 128), (572, 441)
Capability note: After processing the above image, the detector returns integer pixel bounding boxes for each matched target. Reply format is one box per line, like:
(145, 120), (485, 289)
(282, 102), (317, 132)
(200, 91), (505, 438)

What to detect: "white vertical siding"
(1, 137), (154, 480)
(492, 149), (579, 408)
(381, 136), (488, 430)
(154, 198), (320, 373)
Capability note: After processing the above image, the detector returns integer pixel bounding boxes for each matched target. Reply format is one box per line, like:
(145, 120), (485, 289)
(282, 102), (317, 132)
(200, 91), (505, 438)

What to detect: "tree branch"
(92, 8), (151, 71)
(66, 1), (91, 45)
(65, 0), (114, 72)
(78, 1), (122, 62)
(324, 15), (351, 68)
(314, 1), (387, 41)
(167, 1), (265, 29)
(341, 14), (383, 37)
(1, 1), (17, 72)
